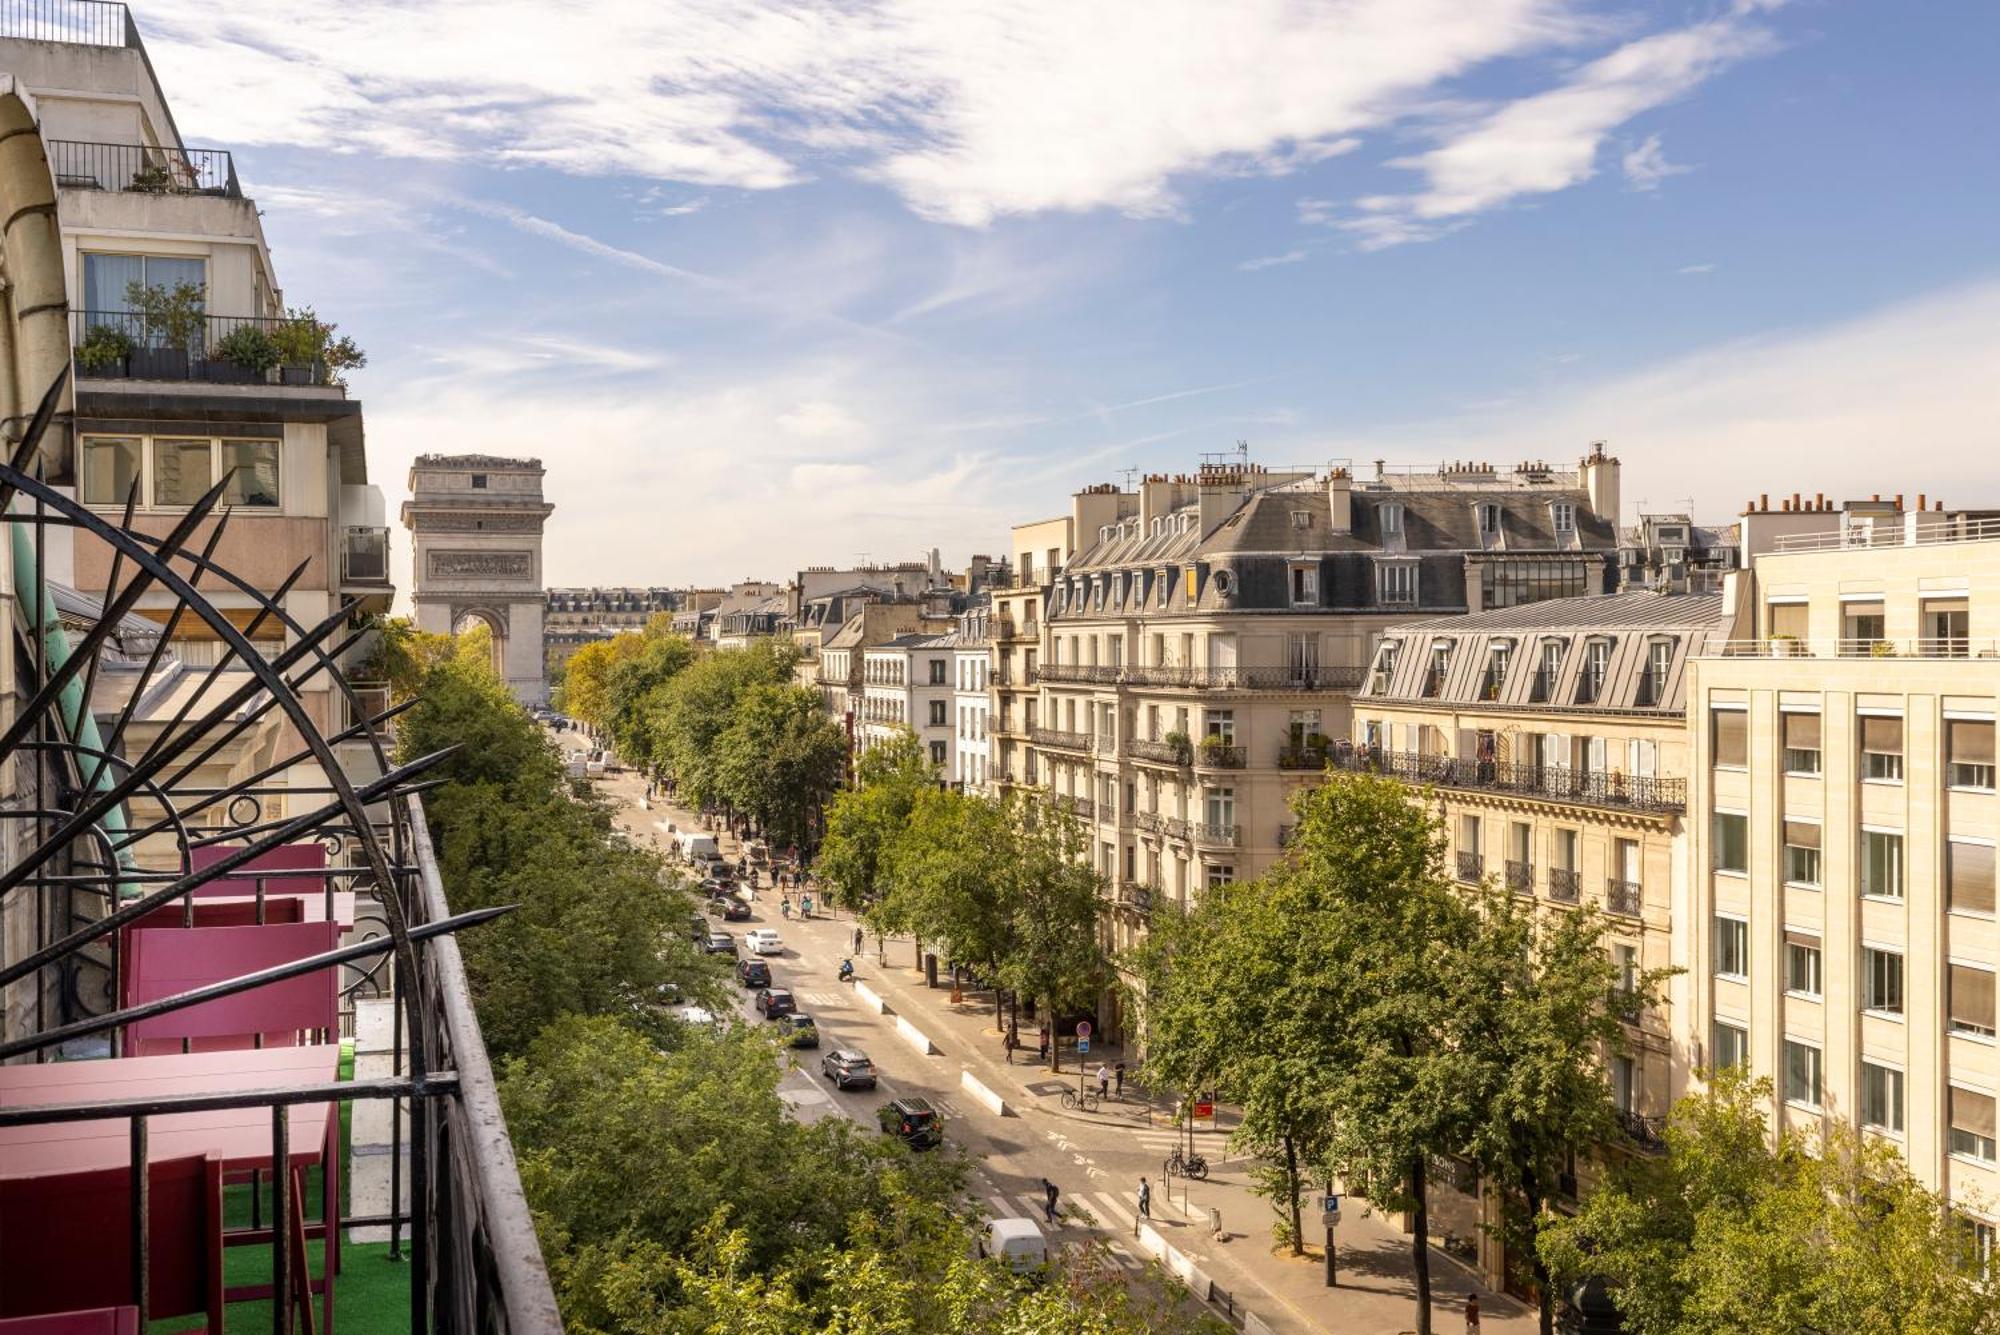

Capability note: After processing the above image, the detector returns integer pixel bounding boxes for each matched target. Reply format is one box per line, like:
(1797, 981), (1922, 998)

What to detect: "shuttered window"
(1861, 715), (1904, 781)
(1767, 602), (1808, 640)
(1782, 713), (1821, 774)
(1949, 841), (1996, 915)
(1950, 964), (1996, 1038)
(1784, 822), (1822, 886)
(1712, 709), (1748, 768)
(1950, 720), (1996, 790)
(1950, 1088), (1997, 1162)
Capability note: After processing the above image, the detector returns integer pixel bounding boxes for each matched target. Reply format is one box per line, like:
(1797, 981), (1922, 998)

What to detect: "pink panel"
(0, 1310), (141, 1334)
(184, 843), (328, 899)
(124, 922), (338, 1055)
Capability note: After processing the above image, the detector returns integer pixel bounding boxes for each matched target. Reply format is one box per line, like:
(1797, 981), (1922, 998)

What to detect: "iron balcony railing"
(1548, 867), (1581, 903)
(1120, 665), (1370, 691)
(1276, 744), (1330, 770)
(0, 0), (130, 44)
(342, 526), (391, 585)
(1328, 747), (1687, 814)
(1194, 742), (1246, 769)
(1193, 821), (1240, 848)
(46, 139), (240, 197)
(1505, 860), (1535, 895)
(1706, 636), (2000, 661)
(1117, 882), (1154, 914)
(1036, 663), (1120, 684)
(1124, 737), (1191, 766)
(1029, 727), (1093, 753)
(70, 310), (344, 387)
(1456, 850), (1485, 883)
(1617, 1108), (1667, 1154)
(1606, 878), (1645, 917)
(1049, 794), (1095, 822)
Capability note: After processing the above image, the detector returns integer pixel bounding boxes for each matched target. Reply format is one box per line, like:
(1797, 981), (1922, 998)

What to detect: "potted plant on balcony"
(1162, 729), (1193, 766)
(128, 161), (176, 193)
(1198, 734), (1234, 766)
(271, 307), (367, 387)
(75, 324), (135, 377)
(207, 324), (280, 383)
(125, 279), (205, 378)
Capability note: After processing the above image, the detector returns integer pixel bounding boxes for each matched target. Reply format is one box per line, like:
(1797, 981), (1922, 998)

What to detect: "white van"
(673, 831), (720, 864)
(981, 1218), (1047, 1274)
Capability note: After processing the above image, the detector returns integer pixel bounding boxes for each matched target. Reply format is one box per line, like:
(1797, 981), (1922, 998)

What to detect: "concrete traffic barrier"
(959, 1068), (1010, 1116)
(852, 982), (887, 1015)
(895, 1014), (937, 1055)
(1135, 1222), (1169, 1261)
(1244, 1313), (1278, 1335)
(1177, 1262), (1213, 1303)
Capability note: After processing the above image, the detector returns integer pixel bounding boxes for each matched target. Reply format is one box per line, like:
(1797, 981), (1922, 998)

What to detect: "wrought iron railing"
(1036, 663), (1120, 684)
(46, 139), (239, 197)
(1606, 878), (1645, 917)
(1117, 882), (1154, 914)
(1548, 867), (1581, 903)
(1617, 1109), (1666, 1154)
(1193, 821), (1240, 848)
(1049, 794), (1095, 822)
(1124, 737), (1191, 766)
(69, 310), (343, 386)
(1029, 727), (1093, 752)
(1119, 665), (1369, 691)
(1456, 851), (1485, 883)
(1505, 860), (1534, 894)
(1327, 748), (1686, 813)
(1193, 742), (1246, 769)
(1276, 744), (1330, 769)
(0, 0), (129, 44)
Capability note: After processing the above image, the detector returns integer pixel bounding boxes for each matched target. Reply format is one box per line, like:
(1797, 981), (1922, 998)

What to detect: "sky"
(130, 0), (2000, 592)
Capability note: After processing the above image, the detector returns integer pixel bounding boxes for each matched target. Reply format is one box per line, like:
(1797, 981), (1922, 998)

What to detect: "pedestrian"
(1464, 1292), (1481, 1334)
(1096, 1063), (1110, 1100)
(1003, 1029), (1018, 1064)
(1137, 1177), (1151, 1220)
(1037, 1026), (1050, 1062)
(1114, 1061), (1126, 1098)
(853, 926), (863, 954)
(1041, 1178), (1059, 1224)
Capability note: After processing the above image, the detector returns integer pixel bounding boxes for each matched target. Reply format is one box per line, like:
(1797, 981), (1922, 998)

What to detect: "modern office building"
(1687, 501), (2000, 1254)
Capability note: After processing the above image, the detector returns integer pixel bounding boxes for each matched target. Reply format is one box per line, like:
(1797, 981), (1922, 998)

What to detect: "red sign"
(1076, 1020), (1092, 1040)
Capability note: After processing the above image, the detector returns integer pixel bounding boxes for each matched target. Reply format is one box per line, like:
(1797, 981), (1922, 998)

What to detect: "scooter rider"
(838, 958), (855, 982)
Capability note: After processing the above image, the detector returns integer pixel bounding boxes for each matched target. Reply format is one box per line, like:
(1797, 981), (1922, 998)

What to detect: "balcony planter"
(211, 325), (280, 384)
(128, 346), (190, 379)
(280, 362), (324, 386)
(1162, 730), (1193, 766)
(199, 357), (264, 384)
(74, 324), (135, 378)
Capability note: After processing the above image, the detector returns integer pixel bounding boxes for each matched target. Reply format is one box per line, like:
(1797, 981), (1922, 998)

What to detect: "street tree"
(555, 633), (643, 732)
(881, 788), (1018, 1000)
(1000, 803), (1113, 1064)
(714, 682), (848, 853)
(818, 729), (934, 914)
(652, 640), (798, 811)
(602, 630), (696, 768)
(1453, 889), (1672, 1335)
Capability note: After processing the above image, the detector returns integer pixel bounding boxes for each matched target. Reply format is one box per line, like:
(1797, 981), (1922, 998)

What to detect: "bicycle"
(1059, 1089), (1101, 1114)
(1162, 1146), (1209, 1181)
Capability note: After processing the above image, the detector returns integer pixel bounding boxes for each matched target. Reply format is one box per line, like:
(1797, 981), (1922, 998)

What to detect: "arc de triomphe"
(401, 454), (555, 705)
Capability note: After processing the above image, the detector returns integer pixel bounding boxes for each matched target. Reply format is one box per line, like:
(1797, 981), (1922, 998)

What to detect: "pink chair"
(0, 1156), (222, 1331)
(122, 921), (338, 1056)
(184, 843), (328, 900)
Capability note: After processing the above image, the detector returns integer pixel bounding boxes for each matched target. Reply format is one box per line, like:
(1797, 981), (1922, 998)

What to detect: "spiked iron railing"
(0, 372), (558, 1331)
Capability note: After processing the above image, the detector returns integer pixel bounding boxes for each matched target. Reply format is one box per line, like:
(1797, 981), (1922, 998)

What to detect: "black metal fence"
(1329, 747), (1687, 813)
(46, 140), (239, 197)
(0, 0), (130, 45)
(71, 310), (336, 386)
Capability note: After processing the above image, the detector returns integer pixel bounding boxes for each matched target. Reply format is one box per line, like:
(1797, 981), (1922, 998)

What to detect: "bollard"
(924, 953), (938, 988)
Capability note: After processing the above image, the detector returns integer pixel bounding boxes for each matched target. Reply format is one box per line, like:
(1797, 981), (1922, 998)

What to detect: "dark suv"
(755, 987), (796, 1018)
(877, 1096), (943, 1150)
(737, 958), (772, 989)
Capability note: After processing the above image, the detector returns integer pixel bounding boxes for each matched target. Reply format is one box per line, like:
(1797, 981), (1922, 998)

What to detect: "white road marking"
(1092, 1190), (1138, 1230)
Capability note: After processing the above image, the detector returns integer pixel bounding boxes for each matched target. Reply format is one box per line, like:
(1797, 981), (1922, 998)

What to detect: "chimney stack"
(1327, 466), (1353, 532)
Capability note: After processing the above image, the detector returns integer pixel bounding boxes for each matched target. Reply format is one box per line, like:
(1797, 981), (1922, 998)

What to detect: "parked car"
(736, 958), (772, 989)
(876, 1096), (943, 1150)
(708, 896), (751, 922)
(783, 1013), (819, 1048)
(820, 1050), (876, 1090)
(754, 987), (796, 1018)
(702, 932), (738, 956)
(585, 751), (607, 777)
(688, 914), (709, 942)
(744, 928), (784, 956)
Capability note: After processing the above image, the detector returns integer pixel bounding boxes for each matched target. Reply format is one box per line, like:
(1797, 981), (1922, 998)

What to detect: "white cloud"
(1621, 133), (1691, 190)
(1329, 8), (1780, 247)
(136, 0), (1584, 227)
(1314, 279), (2000, 517)
(1238, 248), (1309, 272)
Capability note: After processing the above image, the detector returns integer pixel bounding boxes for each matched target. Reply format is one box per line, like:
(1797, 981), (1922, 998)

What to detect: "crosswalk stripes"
(1090, 1190), (1138, 1231)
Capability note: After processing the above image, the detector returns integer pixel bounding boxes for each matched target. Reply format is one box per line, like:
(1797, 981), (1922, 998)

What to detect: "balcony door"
(83, 252), (207, 341)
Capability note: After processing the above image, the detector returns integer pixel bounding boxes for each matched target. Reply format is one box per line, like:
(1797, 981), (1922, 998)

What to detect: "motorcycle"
(838, 958), (855, 983)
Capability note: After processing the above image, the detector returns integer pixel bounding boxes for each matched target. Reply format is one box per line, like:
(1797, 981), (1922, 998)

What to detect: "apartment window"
(1862, 947), (1905, 1015)
(1376, 560), (1417, 606)
(1924, 598), (1970, 656)
(1709, 707), (1747, 768)
(1861, 830), (1905, 899)
(1766, 599), (1808, 642)
(929, 741), (946, 766)
(1205, 711), (1235, 743)
(1284, 562), (1320, 607)
(152, 438), (214, 507)
(1782, 712), (1822, 774)
(78, 436), (142, 506)
(1783, 1040), (1823, 1108)
(1554, 828), (1579, 873)
(81, 252), (205, 318)
(1860, 715), (1904, 781)
(1480, 640), (1512, 701)
(1714, 914), (1749, 979)
(1204, 788), (1235, 829)
(1861, 1062), (1905, 1134)
(1476, 502), (1501, 537)
(1843, 601), (1886, 655)
(1964, 1217), (1997, 1280)
(928, 700), (946, 727)
(1713, 812), (1748, 874)
(1949, 719), (1997, 790)
(1206, 865), (1236, 889)
(1457, 814), (1483, 882)
(1577, 639), (1609, 704)
(1532, 639), (1565, 703)
(1423, 642), (1450, 698)
(1783, 822), (1822, 887)
(1950, 963), (1996, 1038)
(219, 440), (281, 508)
(1712, 1020), (1748, 1072)
(1379, 502), (1404, 536)
(1784, 932), (1822, 997)
(1950, 1088), (1997, 1162)
(1611, 1055), (1635, 1114)
(1550, 502), (1576, 536)
(1369, 642), (1399, 695)
(1640, 637), (1673, 705)
(1481, 557), (1591, 610)
(1949, 840), (1996, 916)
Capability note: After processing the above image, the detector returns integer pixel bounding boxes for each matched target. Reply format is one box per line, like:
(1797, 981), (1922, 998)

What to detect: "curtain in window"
(82, 252), (145, 314)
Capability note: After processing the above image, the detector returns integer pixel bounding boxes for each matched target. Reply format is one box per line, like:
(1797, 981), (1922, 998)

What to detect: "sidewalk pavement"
(611, 774), (1532, 1334)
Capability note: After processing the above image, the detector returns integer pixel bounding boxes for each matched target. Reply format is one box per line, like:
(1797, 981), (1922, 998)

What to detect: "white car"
(585, 751), (607, 777)
(745, 928), (784, 956)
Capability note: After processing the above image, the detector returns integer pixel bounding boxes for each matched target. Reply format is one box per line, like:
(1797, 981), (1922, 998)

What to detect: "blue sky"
(136, 0), (2000, 589)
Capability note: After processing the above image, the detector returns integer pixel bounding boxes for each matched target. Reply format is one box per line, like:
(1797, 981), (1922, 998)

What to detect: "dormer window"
(1289, 563), (1319, 607)
(1100, 525), (1112, 545)
(1576, 638), (1610, 704)
(1532, 639), (1565, 703)
(1158, 569), (1171, 605)
(1482, 640), (1513, 701)
(1477, 502), (1500, 536)
(1551, 502), (1577, 536)
(1370, 641), (1399, 694)
(1291, 509), (1311, 530)
(1423, 642), (1451, 698)
(1639, 637), (1674, 706)
(1380, 502), (1405, 536)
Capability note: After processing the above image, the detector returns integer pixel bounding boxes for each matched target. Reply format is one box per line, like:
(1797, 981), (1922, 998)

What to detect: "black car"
(820, 1049), (876, 1090)
(754, 987), (795, 1018)
(736, 958), (772, 989)
(709, 896), (751, 922)
(876, 1097), (942, 1150)
(702, 932), (738, 956)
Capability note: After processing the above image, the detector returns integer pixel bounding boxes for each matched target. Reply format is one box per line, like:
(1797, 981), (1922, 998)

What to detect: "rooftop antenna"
(1117, 467), (1140, 491)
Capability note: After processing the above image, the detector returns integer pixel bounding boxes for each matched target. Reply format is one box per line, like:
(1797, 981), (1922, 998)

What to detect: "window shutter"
(1950, 719), (1996, 765)
(1950, 965), (1996, 1033)
(1952, 1087), (1997, 1140)
(1950, 841), (1996, 914)
(1767, 603), (1808, 639)
(1713, 710), (1748, 766)
(1783, 713), (1821, 750)
(1783, 929), (1819, 951)
(1784, 821), (1821, 850)
(1861, 715), (1903, 753)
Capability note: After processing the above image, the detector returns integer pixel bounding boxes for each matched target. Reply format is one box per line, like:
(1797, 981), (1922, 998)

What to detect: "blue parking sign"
(1077, 1037), (1090, 1054)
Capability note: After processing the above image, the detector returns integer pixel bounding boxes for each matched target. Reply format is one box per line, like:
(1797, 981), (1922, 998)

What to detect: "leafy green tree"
(881, 789), (1018, 997)
(1540, 1071), (2000, 1335)
(714, 683), (849, 853)
(999, 804), (1112, 1062)
(603, 631), (697, 768)
(653, 641), (801, 811)
(1454, 890), (1672, 1335)
(818, 730), (935, 914)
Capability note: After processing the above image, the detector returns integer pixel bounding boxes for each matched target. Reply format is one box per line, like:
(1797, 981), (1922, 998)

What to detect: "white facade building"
(954, 607), (992, 791)
(860, 634), (957, 774)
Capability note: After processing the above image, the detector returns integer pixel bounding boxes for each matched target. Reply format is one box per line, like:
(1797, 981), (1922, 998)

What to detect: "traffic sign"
(1077, 1038), (1090, 1054)
(1320, 1193), (1342, 1226)
(1076, 1020), (1092, 1040)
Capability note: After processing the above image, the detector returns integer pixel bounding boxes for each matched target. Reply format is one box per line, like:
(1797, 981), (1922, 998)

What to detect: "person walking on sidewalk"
(1137, 1177), (1151, 1220)
(853, 926), (863, 954)
(1003, 1029), (1018, 1064)
(1464, 1292), (1481, 1334)
(1114, 1061), (1126, 1099)
(1037, 1026), (1050, 1062)
(1095, 1064), (1110, 1100)
(1041, 1178), (1059, 1224)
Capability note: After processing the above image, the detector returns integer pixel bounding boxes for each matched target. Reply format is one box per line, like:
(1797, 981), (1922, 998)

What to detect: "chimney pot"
(1895, 493), (1904, 511)
(1918, 493), (1927, 512)
(1760, 493), (1769, 511)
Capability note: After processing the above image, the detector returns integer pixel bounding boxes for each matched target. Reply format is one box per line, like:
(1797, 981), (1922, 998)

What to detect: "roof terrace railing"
(1771, 515), (2000, 553)
(0, 0), (130, 46)
(47, 139), (240, 197)
(1704, 637), (2000, 661)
